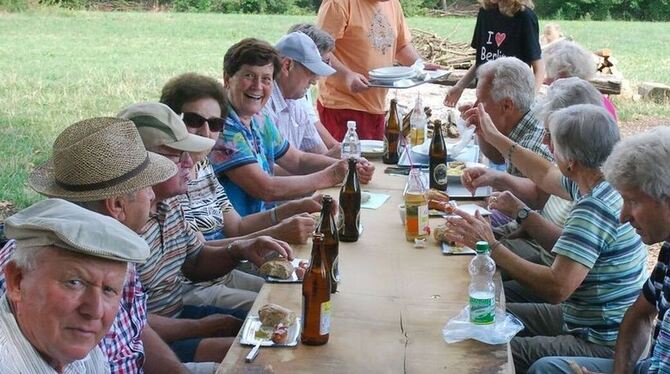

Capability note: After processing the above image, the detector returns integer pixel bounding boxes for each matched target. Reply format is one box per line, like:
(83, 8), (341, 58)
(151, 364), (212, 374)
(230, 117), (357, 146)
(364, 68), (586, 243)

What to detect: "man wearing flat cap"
(0, 199), (149, 373)
(21, 116), (206, 373)
(119, 102), (294, 364)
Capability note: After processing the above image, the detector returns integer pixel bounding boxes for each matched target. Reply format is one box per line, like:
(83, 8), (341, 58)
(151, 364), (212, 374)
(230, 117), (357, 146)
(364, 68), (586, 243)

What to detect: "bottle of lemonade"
(404, 168), (429, 241)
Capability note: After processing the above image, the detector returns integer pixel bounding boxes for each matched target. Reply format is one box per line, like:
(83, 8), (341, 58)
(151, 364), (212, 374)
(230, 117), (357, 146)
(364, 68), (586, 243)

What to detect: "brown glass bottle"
(301, 233), (331, 345)
(316, 195), (340, 293)
(429, 120), (448, 191)
(338, 158), (361, 242)
(382, 99), (401, 164)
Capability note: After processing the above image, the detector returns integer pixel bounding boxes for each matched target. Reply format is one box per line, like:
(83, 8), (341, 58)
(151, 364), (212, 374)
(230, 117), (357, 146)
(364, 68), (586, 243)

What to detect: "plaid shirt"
(0, 239), (147, 374)
(506, 110), (553, 176)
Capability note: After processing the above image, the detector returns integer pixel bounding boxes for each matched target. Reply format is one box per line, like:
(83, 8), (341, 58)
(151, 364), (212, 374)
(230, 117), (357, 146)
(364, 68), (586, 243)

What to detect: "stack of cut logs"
(411, 29), (476, 70)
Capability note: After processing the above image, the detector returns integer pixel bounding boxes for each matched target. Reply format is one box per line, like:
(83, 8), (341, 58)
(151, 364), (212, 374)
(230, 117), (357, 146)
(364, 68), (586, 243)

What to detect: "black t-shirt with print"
(471, 7), (541, 67)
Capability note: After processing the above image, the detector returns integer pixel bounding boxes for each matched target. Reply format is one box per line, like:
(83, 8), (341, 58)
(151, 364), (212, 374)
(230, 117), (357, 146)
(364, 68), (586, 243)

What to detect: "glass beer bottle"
(382, 99), (401, 164)
(301, 233), (331, 345)
(316, 195), (340, 293)
(338, 158), (361, 242)
(429, 119), (448, 191)
(404, 168), (430, 241)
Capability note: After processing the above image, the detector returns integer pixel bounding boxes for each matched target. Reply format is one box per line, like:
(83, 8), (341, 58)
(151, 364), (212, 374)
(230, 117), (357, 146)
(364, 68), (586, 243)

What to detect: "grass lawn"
(1, 10), (669, 209)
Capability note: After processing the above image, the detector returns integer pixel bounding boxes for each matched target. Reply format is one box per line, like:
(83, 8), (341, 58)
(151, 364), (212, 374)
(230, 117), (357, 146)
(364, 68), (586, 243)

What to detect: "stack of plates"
(368, 66), (416, 83)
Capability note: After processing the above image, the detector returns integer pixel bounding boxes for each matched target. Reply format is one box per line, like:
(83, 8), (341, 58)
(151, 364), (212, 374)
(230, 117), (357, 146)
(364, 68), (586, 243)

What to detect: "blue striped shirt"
(644, 242), (670, 373)
(553, 177), (647, 347)
(138, 196), (203, 318)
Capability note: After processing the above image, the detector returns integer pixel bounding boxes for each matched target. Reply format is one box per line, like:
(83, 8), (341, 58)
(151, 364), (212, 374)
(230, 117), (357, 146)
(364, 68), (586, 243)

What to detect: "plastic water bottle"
(341, 121), (361, 159)
(469, 241), (496, 325)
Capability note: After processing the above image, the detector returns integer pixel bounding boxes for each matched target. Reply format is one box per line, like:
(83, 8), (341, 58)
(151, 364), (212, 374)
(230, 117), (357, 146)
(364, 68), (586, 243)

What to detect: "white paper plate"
(369, 66), (415, 78)
(265, 258), (307, 283)
(446, 162), (488, 182)
(240, 315), (301, 347)
(361, 140), (384, 158)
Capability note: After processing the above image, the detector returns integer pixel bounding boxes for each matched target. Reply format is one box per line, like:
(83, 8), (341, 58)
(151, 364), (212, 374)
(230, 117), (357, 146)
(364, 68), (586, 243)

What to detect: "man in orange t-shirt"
(316, 0), (429, 141)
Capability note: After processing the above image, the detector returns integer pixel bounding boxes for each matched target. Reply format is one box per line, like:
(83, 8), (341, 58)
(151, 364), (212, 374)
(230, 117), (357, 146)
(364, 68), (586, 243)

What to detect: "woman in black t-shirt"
(444, 0), (544, 107)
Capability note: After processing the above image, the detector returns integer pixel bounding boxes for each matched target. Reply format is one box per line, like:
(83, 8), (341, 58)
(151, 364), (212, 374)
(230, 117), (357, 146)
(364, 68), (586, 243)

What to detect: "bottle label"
(320, 301), (331, 335)
(433, 163), (448, 185)
(469, 294), (495, 325)
(418, 204), (429, 236)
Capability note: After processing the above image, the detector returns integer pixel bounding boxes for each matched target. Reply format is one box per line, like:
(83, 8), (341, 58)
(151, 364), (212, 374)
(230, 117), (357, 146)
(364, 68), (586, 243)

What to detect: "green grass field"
(1, 10), (669, 209)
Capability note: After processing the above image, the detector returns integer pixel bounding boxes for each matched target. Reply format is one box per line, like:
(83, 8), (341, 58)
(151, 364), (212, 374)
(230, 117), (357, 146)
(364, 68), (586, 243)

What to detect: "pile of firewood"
(411, 29), (476, 70)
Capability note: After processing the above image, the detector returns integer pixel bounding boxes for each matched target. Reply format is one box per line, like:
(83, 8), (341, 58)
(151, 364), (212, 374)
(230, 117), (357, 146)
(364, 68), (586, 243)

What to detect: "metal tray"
(368, 70), (451, 89)
(240, 315), (301, 347)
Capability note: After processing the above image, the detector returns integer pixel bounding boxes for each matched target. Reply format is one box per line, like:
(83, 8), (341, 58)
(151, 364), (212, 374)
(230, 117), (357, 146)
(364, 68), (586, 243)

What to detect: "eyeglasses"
(156, 150), (190, 165)
(181, 112), (225, 132)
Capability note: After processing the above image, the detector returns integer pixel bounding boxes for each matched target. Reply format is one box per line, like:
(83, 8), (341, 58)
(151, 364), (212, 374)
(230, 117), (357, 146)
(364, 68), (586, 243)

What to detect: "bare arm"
(224, 161), (345, 202)
(612, 294), (656, 373)
(477, 134), (506, 164)
(518, 211), (563, 251)
(148, 313), (242, 342)
(141, 324), (188, 374)
(444, 64), (478, 107)
(314, 119), (340, 150)
(530, 59), (545, 93)
(463, 167), (550, 209)
(472, 104), (570, 199)
(395, 44), (421, 66)
(277, 145), (337, 175)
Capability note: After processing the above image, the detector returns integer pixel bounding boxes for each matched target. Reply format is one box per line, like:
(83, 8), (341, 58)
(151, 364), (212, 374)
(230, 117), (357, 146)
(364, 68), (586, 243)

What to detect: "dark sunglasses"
(182, 112), (225, 132)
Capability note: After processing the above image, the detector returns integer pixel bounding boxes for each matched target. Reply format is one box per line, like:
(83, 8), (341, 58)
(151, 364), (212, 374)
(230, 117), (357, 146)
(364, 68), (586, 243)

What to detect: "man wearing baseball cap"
(0, 198), (149, 373)
(264, 31), (337, 156)
(119, 102), (294, 364)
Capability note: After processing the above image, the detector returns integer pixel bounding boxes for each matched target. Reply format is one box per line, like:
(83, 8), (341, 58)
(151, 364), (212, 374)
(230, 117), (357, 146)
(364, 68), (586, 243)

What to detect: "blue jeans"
(528, 356), (651, 374)
(169, 305), (247, 362)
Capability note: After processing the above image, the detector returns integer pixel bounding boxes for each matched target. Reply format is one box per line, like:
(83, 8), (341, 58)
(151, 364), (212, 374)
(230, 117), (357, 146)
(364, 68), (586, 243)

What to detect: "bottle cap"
(475, 241), (490, 253)
(347, 121), (356, 129)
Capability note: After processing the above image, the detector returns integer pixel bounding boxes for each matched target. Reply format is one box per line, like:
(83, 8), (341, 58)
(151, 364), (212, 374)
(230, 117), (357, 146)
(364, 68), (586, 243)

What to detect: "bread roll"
(259, 259), (294, 279)
(259, 304), (297, 327)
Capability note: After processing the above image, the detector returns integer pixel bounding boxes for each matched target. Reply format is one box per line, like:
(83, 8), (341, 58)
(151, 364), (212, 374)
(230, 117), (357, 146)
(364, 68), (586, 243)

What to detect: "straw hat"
(29, 117), (177, 202)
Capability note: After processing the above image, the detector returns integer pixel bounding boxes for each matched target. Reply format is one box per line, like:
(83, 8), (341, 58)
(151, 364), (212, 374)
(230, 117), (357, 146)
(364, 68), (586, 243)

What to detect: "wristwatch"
(515, 207), (532, 225)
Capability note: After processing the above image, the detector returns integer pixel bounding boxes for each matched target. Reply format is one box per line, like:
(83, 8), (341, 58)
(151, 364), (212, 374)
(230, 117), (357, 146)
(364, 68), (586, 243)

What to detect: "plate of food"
(361, 140), (384, 158)
(260, 258), (308, 283)
(440, 241), (476, 255)
(240, 304), (301, 347)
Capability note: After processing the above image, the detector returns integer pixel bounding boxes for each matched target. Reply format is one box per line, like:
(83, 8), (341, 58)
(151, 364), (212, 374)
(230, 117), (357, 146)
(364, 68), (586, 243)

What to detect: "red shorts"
(317, 101), (385, 141)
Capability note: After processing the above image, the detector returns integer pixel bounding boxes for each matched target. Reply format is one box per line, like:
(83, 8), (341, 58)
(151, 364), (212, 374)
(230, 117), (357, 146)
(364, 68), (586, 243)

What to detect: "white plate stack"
(368, 66), (416, 83)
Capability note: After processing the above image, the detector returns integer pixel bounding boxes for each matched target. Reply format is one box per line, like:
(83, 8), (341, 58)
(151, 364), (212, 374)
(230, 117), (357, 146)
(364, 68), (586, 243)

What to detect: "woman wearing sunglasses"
(161, 72), (328, 245)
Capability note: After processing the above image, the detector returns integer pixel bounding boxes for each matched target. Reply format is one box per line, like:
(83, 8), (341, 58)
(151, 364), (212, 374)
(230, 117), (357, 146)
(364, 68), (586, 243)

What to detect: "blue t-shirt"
(553, 177), (647, 347)
(209, 107), (289, 216)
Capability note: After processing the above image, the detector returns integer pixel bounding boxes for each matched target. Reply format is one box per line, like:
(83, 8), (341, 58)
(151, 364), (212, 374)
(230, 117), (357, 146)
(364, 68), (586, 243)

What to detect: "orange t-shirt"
(317, 0), (412, 114)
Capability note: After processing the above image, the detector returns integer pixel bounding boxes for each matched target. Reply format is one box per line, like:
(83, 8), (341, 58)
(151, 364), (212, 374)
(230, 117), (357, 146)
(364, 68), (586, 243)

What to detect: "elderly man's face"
(280, 59), (317, 100)
(619, 188), (670, 244)
(5, 248), (127, 368)
(474, 76), (506, 130)
(122, 186), (155, 233)
(149, 145), (194, 201)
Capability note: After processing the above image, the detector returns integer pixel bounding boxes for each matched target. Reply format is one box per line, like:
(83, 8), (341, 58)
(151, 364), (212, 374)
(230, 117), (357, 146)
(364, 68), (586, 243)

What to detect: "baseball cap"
(275, 32), (336, 77)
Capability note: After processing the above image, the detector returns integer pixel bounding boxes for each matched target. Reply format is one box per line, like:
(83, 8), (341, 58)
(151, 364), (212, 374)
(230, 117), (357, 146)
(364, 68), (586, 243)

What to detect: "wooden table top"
(217, 162), (513, 374)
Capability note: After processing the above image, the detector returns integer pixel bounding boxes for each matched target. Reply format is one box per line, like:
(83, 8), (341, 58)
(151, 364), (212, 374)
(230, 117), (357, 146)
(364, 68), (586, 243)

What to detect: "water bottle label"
(320, 301), (331, 335)
(469, 296), (495, 325)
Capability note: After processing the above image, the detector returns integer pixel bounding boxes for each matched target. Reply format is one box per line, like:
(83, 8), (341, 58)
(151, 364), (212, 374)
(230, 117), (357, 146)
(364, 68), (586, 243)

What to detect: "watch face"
(518, 209), (529, 219)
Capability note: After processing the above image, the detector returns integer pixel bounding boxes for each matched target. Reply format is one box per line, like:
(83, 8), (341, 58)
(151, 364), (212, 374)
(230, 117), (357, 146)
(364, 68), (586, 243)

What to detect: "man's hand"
(197, 314), (244, 337)
(273, 213), (317, 244)
(461, 166), (500, 195)
(487, 191), (526, 218)
(324, 159), (349, 186)
(465, 103), (504, 143)
(345, 71), (369, 93)
(444, 209), (497, 250)
(231, 236), (294, 266)
(423, 62), (440, 71)
(356, 158), (375, 184)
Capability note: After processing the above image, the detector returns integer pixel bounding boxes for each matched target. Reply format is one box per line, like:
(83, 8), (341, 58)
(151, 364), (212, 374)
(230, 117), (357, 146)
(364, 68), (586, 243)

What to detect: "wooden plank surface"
(217, 162), (512, 374)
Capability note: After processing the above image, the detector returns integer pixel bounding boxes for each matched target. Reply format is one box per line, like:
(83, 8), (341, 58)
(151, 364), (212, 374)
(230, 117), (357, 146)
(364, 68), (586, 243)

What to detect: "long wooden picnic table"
(217, 162), (513, 373)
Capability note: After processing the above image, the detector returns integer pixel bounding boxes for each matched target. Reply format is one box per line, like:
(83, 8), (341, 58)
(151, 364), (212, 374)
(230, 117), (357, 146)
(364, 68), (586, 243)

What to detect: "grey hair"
(548, 104), (620, 169)
(544, 40), (596, 81)
(74, 191), (138, 214)
(477, 57), (535, 113)
(539, 77), (604, 123)
(603, 126), (670, 200)
(287, 23), (335, 54)
(10, 244), (51, 271)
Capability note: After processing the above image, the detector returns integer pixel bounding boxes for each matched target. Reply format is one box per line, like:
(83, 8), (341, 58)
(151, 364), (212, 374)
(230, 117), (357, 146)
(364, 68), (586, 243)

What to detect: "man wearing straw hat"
(0, 198), (149, 373)
(22, 116), (213, 373)
(119, 102), (294, 364)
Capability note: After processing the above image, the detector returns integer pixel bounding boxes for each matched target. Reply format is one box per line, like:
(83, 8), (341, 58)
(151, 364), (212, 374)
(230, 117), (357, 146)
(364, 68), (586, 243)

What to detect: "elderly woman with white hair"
(462, 77), (606, 301)
(543, 39), (618, 120)
(528, 126), (670, 374)
(446, 103), (647, 372)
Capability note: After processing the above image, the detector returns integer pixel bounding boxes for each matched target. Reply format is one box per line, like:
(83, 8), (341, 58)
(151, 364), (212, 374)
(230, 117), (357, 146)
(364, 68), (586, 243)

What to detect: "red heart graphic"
(495, 32), (507, 47)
